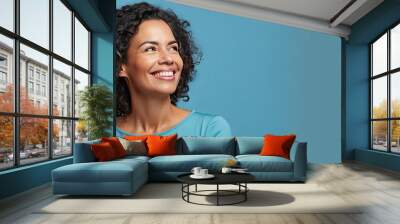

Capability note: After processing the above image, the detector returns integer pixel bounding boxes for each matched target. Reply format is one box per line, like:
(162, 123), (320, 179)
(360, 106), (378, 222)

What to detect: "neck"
(124, 90), (176, 135)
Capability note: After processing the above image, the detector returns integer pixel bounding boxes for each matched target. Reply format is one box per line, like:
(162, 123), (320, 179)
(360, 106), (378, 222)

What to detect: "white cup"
(221, 167), (232, 174)
(200, 169), (208, 176)
(191, 167), (202, 176)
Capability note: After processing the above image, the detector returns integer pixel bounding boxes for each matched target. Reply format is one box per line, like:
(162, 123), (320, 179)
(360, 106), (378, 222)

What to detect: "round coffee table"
(177, 172), (255, 206)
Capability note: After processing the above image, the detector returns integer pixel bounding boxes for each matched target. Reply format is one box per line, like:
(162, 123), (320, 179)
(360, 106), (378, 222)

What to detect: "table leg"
(187, 184), (190, 202)
(245, 183), (247, 201)
(195, 184), (197, 192)
(217, 184), (219, 206)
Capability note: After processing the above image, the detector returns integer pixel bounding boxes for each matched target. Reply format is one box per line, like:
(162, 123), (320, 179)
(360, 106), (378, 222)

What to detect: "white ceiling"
(170, 0), (384, 38)
(228, 0), (353, 22)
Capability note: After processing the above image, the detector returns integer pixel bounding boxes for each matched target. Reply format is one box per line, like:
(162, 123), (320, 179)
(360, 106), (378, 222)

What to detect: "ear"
(119, 64), (129, 78)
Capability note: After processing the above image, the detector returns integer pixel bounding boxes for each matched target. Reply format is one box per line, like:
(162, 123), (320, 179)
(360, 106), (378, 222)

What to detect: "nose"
(158, 48), (173, 65)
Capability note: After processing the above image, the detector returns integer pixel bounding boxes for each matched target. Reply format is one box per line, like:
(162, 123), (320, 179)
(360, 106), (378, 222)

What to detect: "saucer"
(190, 174), (215, 179)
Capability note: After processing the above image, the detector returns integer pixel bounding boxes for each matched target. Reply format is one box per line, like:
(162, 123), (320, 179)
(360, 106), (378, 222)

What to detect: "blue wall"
(118, 0), (342, 163)
(0, 158), (72, 199)
(345, 0), (400, 169)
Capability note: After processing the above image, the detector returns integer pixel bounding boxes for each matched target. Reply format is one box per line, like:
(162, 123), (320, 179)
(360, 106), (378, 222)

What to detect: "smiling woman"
(115, 2), (231, 137)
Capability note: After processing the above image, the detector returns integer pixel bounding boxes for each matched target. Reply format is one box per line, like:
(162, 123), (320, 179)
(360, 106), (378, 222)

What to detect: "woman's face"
(121, 19), (184, 98)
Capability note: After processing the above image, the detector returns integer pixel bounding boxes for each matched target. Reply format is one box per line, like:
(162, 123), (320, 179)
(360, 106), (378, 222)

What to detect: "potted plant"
(79, 84), (113, 140)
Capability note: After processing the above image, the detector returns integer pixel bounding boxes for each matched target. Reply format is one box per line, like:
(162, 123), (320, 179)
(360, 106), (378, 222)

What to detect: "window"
(36, 83), (40, 95)
(0, 54), (7, 67)
(371, 23), (400, 154)
(0, 0), (91, 170)
(28, 81), (34, 94)
(0, 54), (7, 86)
(35, 70), (41, 81)
(42, 85), (46, 97)
(28, 67), (34, 80)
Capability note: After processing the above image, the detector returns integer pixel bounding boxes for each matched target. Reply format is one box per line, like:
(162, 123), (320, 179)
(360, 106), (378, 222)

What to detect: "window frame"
(370, 20), (400, 154)
(0, 0), (92, 171)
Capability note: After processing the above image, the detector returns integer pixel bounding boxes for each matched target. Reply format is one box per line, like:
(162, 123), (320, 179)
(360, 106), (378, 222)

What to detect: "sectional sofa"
(52, 137), (307, 196)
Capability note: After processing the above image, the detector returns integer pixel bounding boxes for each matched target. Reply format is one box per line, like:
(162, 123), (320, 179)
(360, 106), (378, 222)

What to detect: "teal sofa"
(52, 137), (307, 196)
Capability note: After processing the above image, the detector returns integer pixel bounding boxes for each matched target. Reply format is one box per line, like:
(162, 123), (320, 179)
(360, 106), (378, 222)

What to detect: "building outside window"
(0, 0), (91, 170)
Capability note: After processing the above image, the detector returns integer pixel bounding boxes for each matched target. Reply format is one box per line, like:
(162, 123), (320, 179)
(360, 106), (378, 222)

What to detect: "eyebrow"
(138, 40), (178, 47)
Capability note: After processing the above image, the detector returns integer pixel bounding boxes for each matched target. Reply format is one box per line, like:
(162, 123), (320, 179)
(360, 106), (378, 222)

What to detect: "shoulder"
(191, 111), (232, 137)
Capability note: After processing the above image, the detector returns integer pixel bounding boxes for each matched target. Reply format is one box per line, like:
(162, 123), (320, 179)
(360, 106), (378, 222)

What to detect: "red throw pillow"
(101, 137), (126, 158)
(91, 142), (117, 161)
(260, 134), (296, 159)
(146, 134), (177, 157)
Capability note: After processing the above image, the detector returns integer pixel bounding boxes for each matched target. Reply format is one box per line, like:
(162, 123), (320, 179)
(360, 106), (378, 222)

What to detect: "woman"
(116, 2), (231, 137)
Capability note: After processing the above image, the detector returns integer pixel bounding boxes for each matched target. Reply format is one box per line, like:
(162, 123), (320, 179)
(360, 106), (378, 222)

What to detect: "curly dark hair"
(116, 2), (202, 117)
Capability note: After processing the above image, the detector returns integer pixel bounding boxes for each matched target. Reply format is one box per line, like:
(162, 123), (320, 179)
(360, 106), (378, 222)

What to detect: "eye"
(144, 46), (157, 52)
(170, 45), (179, 52)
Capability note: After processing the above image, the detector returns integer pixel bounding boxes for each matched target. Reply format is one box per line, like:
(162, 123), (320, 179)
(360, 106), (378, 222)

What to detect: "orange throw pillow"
(146, 134), (177, 157)
(101, 137), (126, 158)
(91, 142), (117, 161)
(260, 134), (296, 159)
(124, 135), (148, 142)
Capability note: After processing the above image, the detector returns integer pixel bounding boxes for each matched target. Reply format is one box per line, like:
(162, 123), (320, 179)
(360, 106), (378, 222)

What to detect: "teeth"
(155, 71), (174, 77)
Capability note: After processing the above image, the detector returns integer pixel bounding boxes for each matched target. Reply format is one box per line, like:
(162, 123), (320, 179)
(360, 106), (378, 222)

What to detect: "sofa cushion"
(91, 142), (118, 161)
(74, 140), (100, 163)
(148, 154), (235, 172)
(147, 134), (177, 157)
(119, 139), (147, 156)
(52, 158), (147, 183)
(101, 137), (127, 158)
(235, 137), (264, 155)
(178, 137), (236, 155)
(260, 134), (296, 159)
(236, 155), (293, 172)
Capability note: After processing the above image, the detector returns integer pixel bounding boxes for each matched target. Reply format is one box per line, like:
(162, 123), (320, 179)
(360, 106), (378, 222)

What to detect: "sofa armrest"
(73, 142), (97, 163)
(293, 142), (307, 181)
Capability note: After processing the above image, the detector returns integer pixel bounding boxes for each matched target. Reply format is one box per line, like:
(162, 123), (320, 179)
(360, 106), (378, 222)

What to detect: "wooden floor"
(1, 162), (400, 224)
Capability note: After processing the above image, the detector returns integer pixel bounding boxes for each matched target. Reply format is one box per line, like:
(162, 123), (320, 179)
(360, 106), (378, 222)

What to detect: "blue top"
(116, 110), (232, 137)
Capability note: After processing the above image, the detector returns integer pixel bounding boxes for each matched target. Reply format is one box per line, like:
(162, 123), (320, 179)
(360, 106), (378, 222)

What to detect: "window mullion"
(71, 10), (76, 155)
(49, 0), (53, 160)
(13, 0), (20, 167)
(388, 30), (391, 152)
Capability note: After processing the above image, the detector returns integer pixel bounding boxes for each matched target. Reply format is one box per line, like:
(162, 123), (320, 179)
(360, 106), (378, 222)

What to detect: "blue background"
(118, 0), (342, 163)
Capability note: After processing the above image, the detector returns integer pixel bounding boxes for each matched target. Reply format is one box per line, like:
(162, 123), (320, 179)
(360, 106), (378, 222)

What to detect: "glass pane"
(0, 34), (14, 112)
(392, 72), (400, 118)
(74, 69), (89, 118)
(0, 116), (13, 170)
(372, 33), (387, 76)
(20, 44), (49, 115)
(391, 120), (400, 153)
(20, 117), (49, 165)
(75, 120), (88, 143)
(74, 17), (89, 70)
(372, 77), (387, 119)
(20, 0), (49, 49)
(53, 0), (71, 60)
(53, 119), (72, 157)
(0, 0), (14, 31)
(372, 121), (388, 151)
(391, 24), (400, 70)
(53, 59), (72, 117)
